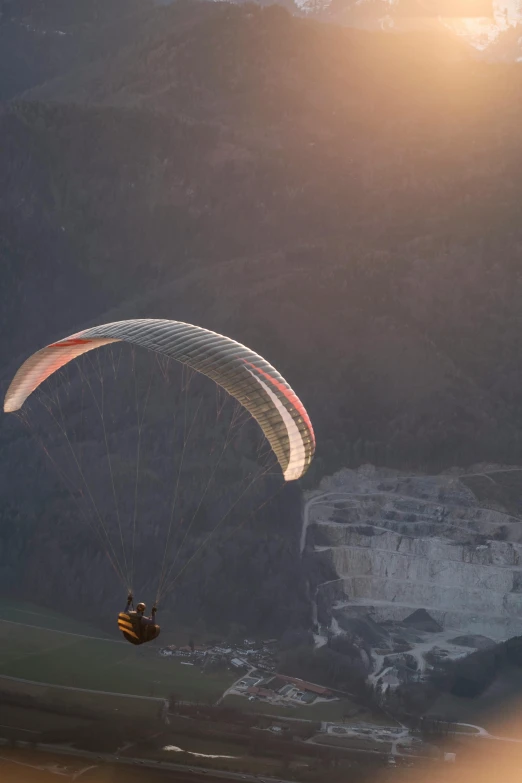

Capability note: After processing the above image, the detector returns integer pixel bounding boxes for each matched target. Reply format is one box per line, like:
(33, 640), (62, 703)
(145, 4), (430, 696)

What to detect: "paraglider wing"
(4, 319), (315, 481)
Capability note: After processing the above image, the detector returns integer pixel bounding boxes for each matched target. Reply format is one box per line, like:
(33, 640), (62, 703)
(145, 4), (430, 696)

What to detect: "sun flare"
(377, 2), (521, 49)
(442, 2), (520, 49)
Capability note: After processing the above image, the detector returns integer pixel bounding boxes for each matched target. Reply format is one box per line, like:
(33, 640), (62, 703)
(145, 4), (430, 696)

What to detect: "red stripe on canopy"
(243, 359), (315, 447)
(49, 338), (92, 348)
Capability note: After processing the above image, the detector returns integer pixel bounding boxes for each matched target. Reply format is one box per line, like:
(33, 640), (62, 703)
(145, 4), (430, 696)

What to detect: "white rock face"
(305, 465), (522, 642)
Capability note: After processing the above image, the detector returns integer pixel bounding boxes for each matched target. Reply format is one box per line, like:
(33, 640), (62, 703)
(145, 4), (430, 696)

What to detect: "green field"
(0, 602), (235, 702)
(0, 601), (113, 637)
(223, 694), (391, 724)
(0, 703), (90, 733)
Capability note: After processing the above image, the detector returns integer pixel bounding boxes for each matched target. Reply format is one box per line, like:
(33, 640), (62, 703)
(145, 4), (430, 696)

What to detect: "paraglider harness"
(118, 594), (160, 646)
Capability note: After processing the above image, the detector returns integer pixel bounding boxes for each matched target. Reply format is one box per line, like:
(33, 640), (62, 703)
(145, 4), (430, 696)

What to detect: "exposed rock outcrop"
(304, 465), (522, 689)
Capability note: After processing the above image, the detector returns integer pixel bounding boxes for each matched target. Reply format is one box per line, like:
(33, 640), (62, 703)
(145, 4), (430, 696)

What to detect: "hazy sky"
(375, 1), (522, 39)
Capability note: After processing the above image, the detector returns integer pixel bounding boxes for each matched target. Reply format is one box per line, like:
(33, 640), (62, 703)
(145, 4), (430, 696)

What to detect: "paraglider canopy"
(4, 319), (315, 481)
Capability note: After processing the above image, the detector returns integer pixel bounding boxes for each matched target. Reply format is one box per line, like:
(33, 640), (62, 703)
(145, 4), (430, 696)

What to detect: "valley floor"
(0, 601), (234, 705)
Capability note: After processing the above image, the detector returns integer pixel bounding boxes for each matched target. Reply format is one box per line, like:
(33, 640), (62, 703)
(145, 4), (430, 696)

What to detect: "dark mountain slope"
(3, 6), (522, 632)
(0, 0), (154, 101)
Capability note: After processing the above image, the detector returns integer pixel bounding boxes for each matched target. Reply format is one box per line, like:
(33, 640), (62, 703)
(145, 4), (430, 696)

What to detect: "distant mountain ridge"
(2, 0), (521, 88)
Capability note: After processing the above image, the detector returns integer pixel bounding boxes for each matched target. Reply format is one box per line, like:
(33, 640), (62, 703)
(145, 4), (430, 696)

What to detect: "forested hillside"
(2, 0), (522, 634)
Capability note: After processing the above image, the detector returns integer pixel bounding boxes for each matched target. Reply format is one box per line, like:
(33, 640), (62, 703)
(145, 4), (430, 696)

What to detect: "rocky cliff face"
(304, 465), (522, 686)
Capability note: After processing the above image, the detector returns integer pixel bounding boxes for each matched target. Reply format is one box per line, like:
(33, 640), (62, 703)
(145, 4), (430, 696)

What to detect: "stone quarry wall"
(307, 466), (522, 640)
